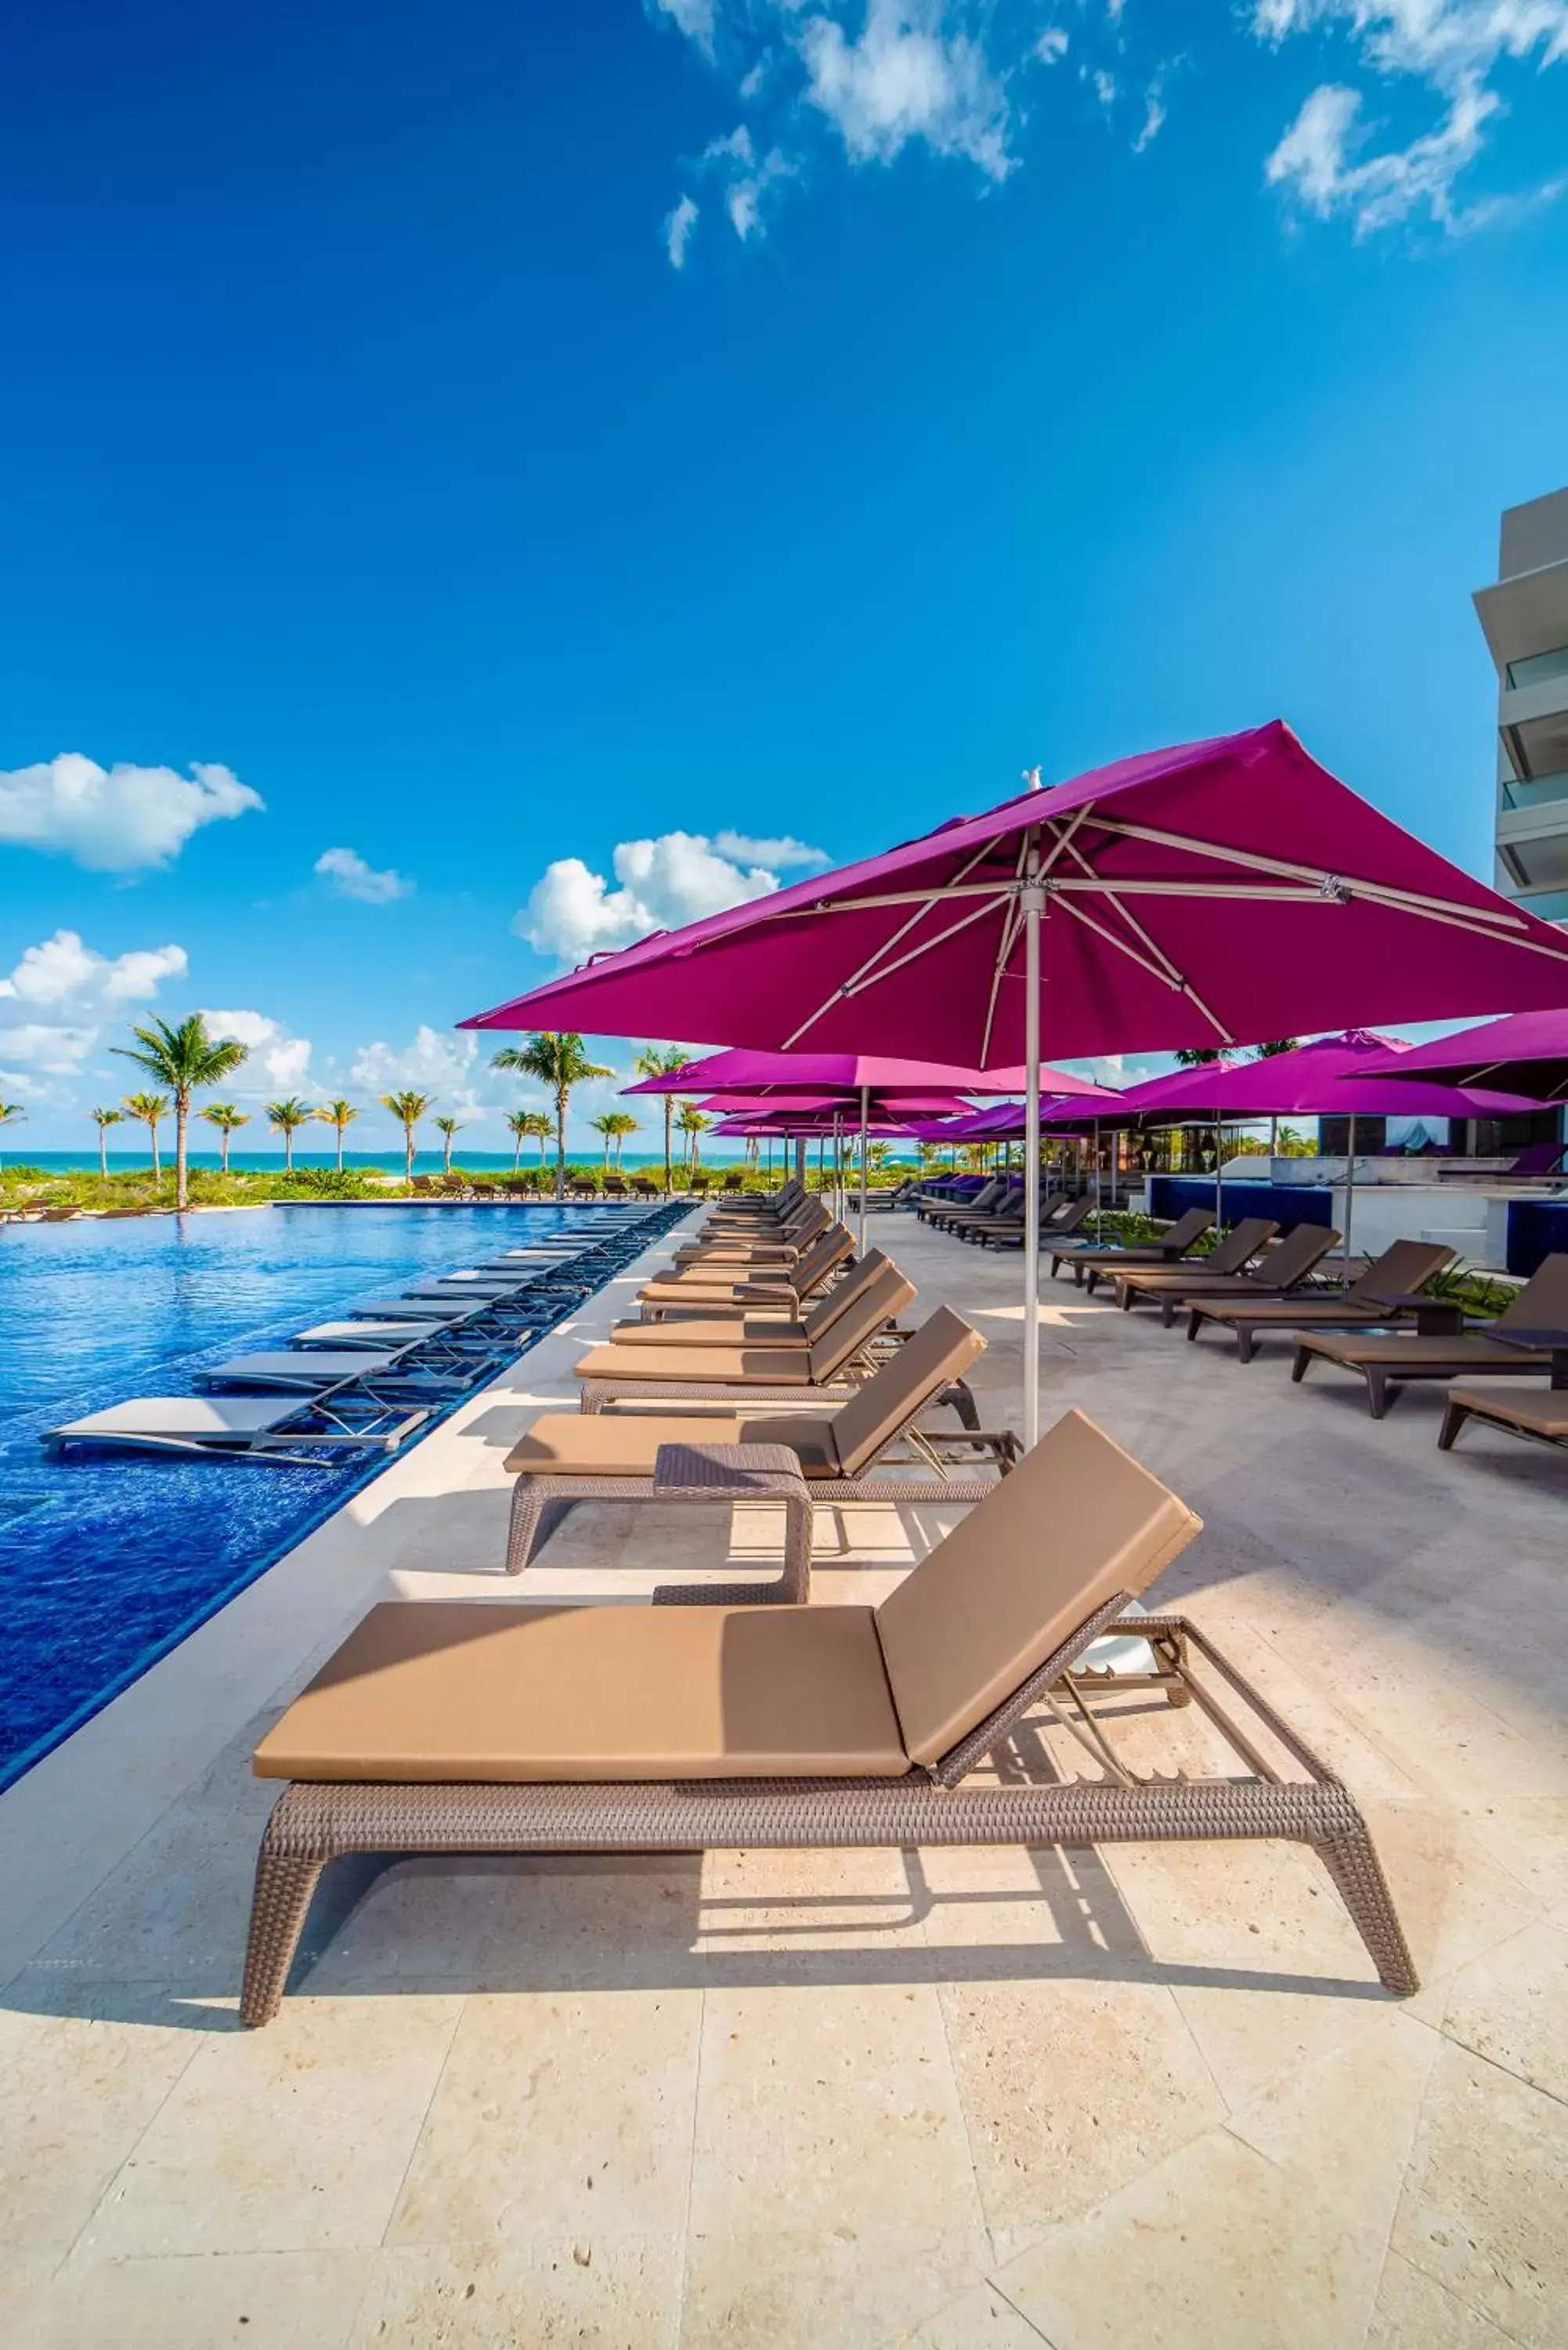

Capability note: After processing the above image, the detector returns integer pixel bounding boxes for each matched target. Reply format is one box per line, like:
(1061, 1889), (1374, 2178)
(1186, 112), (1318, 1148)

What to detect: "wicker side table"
(505, 1441), (815, 1603)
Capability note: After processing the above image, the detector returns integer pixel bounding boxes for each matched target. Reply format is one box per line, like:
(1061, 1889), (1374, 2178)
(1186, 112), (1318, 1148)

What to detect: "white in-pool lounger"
(42, 1394), (432, 1463)
(292, 1319), (455, 1348)
(348, 1296), (493, 1323)
(197, 1350), (412, 1393)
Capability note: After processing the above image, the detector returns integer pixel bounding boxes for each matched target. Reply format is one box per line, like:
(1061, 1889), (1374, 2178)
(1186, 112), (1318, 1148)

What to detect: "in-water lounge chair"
(572, 1260), (919, 1413)
(505, 1307), (1010, 1582)
(1050, 1206), (1215, 1287)
(606, 1247), (896, 1350)
(240, 1407), (1418, 2024)
(1293, 1253), (1568, 1419)
(1183, 1240), (1457, 1361)
(44, 1393), (431, 1463)
(198, 1350), (414, 1393)
(1104, 1217), (1280, 1311)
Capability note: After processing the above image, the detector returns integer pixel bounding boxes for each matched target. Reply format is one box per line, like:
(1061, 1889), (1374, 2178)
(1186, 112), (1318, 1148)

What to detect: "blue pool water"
(0, 1203), (654, 1790)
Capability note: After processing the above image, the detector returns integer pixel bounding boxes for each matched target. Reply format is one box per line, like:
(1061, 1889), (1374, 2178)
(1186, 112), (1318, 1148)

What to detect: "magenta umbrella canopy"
(1351, 1009), (1568, 1104)
(463, 725), (1568, 1062)
(1049, 1033), (1537, 1124)
(620, 1048), (1095, 1096)
(693, 1090), (974, 1118)
(940, 1089), (1122, 1141)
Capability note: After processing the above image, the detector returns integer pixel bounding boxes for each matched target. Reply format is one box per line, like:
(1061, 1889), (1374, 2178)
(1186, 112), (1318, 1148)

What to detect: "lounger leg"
(1291, 1347), (1311, 1384)
(1438, 1399), (1472, 1452)
(1365, 1368), (1390, 1420)
(940, 1378), (980, 1434)
(1314, 1820), (1419, 1998)
(240, 1844), (327, 2026)
(1236, 1326), (1256, 1366)
(1161, 1296), (1180, 1329)
(1185, 1309), (1203, 1343)
(506, 1480), (546, 1575)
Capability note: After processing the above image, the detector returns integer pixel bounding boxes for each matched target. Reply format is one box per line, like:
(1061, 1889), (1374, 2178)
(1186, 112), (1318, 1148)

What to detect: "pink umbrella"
(463, 722), (1568, 1441)
(620, 1049), (1097, 1095)
(1351, 1008), (1568, 1104)
(1056, 1032), (1539, 1263)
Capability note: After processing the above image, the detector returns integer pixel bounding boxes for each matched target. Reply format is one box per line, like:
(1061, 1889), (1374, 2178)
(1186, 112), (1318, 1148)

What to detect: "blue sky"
(1, 0), (1565, 1150)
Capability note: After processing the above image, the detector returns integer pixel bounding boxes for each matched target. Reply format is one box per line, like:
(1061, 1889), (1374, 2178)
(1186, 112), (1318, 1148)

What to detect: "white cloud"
(1265, 74), (1503, 231)
(1133, 73), (1168, 150)
(1089, 66), (1118, 107)
(699, 124), (795, 240)
(1035, 28), (1069, 64)
(653, 0), (716, 56)
(664, 192), (700, 267)
(200, 1007), (313, 1090)
(514, 828), (815, 967)
(0, 1021), (98, 1072)
(0, 754), (262, 872)
(313, 846), (413, 904)
(351, 1025), (485, 1119)
(1255, 0), (1568, 230)
(712, 830), (829, 867)
(0, 930), (188, 1007)
(799, 0), (1014, 179)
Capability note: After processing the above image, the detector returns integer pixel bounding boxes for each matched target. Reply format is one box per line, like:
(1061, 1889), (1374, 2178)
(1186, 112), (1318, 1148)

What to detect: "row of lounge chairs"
(1065, 1209), (1568, 1456)
(237, 1174), (1420, 2023)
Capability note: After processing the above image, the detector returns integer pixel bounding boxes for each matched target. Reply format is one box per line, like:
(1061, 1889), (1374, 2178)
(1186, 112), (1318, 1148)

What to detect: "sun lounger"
(979, 1195), (1094, 1250)
(44, 1393), (431, 1463)
(1142, 1223), (1341, 1325)
(1292, 1253), (1568, 1418)
(349, 1296), (493, 1323)
(1183, 1240), (1457, 1361)
(1440, 1384), (1568, 1452)
(608, 1247), (894, 1350)
(240, 1406), (1417, 2023)
(637, 1224), (854, 1311)
(672, 1199), (829, 1268)
(1104, 1217), (1280, 1310)
(506, 1307), (1009, 1587)
(199, 1350), (413, 1392)
(923, 1177), (1012, 1232)
(1050, 1206), (1215, 1286)
(573, 1259), (919, 1413)
(294, 1319), (462, 1348)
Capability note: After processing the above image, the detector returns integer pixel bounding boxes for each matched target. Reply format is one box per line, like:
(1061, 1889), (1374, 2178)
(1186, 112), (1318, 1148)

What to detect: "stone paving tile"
(0, 2250), (374, 2350)
(346, 2238), (683, 2348)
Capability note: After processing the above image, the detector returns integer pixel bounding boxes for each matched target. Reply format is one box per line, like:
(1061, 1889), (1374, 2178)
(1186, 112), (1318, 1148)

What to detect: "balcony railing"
(1501, 767), (1568, 814)
(1511, 884), (1568, 924)
(1506, 645), (1568, 692)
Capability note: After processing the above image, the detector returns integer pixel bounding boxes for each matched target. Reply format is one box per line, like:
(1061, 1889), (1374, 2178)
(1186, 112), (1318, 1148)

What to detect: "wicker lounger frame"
(240, 1603), (1418, 2025)
(506, 1428), (1023, 1593)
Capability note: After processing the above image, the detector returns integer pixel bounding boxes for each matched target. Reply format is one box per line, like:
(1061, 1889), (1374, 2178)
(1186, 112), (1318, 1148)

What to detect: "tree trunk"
(150, 1123), (161, 1182)
(175, 1096), (189, 1209)
(221, 1130), (231, 1175)
(555, 1089), (567, 1201)
(284, 1126), (295, 1173)
(443, 1134), (453, 1173)
(98, 1126), (107, 1180)
(511, 1135), (522, 1172)
(404, 1126), (414, 1182)
(663, 1101), (673, 1194)
(336, 1126), (345, 1173)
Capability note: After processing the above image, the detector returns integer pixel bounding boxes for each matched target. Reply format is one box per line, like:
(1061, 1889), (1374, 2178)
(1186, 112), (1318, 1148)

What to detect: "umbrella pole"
(1023, 879), (1043, 1452)
(1342, 1112), (1357, 1275)
(1094, 1120), (1102, 1239)
(1214, 1120), (1223, 1235)
(858, 1085), (869, 1252)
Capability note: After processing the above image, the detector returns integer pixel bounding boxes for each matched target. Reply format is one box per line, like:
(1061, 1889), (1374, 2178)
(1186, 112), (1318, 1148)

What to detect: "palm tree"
(490, 1034), (611, 1199)
(604, 1110), (639, 1170)
(201, 1103), (249, 1174)
(316, 1098), (359, 1172)
(632, 1044), (689, 1193)
(504, 1108), (547, 1171)
(266, 1097), (312, 1173)
(435, 1115), (464, 1173)
(677, 1102), (709, 1178)
(121, 1091), (170, 1183)
(589, 1112), (617, 1170)
(113, 1014), (250, 1209)
(89, 1106), (122, 1178)
(380, 1089), (432, 1183)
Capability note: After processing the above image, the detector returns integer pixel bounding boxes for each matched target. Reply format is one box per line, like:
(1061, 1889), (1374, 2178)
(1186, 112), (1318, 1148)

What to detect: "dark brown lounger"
(1292, 1254), (1568, 1418)
(241, 1408), (1418, 2024)
(1184, 1240), (1456, 1361)
(978, 1195), (1093, 1250)
(1051, 1206), (1214, 1287)
(1143, 1222), (1341, 1325)
(1440, 1384), (1568, 1453)
(1103, 1217), (1279, 1310)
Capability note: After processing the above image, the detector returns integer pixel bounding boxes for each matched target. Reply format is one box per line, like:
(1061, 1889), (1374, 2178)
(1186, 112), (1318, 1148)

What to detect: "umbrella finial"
(1022, 765), (1044, 792)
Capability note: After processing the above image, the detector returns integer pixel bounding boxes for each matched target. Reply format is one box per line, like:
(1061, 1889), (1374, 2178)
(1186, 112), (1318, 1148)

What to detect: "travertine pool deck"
(1, 1204), (1564, 2348)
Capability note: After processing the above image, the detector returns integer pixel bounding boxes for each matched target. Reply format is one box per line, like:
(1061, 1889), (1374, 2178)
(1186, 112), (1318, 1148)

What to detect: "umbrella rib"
(1093, 818), (1562, 938)
(839, 892), (1017, 1002)
(1050, 888), (1234, 1032)
(1057, 831), (1191, 990)
(980, 836), (1035, 1068)
(1057, 859), (1235, 1043)
(777, 842), (1002, 1049)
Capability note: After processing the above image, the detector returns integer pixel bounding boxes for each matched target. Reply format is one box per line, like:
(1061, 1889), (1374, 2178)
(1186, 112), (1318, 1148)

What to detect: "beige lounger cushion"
(504, 1410), (840, 1478)
(608, 1315), (811, 1348)
(1448, 1385), (1568, 1436)
(874, 1408), (1203, 1766)
(254, 1601), (909, 1781)
(1295, 1333), (1545, 1369)
(572, 1343), (829, 1385)
(828, 1306), (985, 1477)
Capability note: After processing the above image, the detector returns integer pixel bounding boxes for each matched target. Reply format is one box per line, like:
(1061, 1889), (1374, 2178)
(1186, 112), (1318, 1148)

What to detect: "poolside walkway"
(0, 1206), (1564, 2347)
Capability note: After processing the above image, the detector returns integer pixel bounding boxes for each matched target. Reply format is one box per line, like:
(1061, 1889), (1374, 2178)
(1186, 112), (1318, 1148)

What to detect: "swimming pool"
(0, 1203), (667, 1790)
